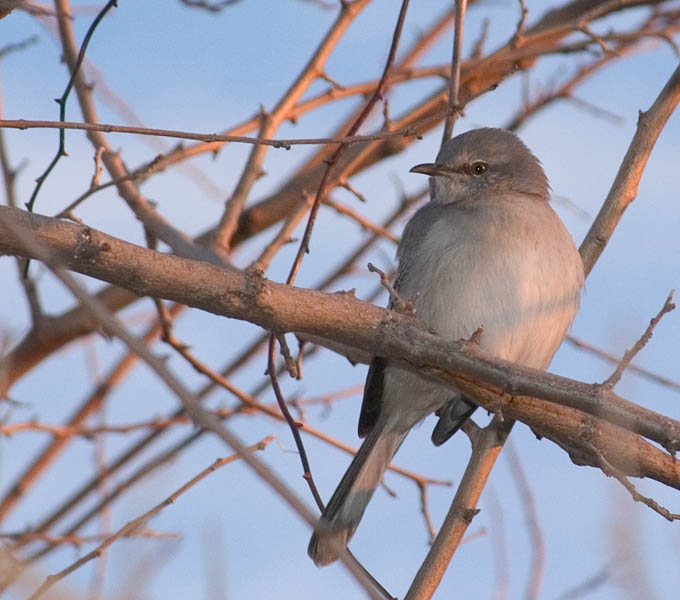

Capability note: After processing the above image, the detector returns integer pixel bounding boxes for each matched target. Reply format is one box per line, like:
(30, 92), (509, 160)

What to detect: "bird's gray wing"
(357, 207), (432, 438)
(359, 202), (478, 441)
(357, 356), (386, 438)
(359, 203), (442, 438)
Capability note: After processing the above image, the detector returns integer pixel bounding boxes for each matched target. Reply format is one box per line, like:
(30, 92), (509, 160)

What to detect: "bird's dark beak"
(410, 162), (442, 176)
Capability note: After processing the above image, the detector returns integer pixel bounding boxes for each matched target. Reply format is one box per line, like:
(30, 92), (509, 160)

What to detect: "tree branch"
(1, 205), (679, 484)
(579, 62), (680, 274)
(404, 418), (513, 600)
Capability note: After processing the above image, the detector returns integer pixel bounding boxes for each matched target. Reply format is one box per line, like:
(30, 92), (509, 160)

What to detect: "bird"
(308, 127), (584, 567)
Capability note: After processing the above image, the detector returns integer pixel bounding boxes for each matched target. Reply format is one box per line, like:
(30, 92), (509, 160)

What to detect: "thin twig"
(275, 333), (298, 379)
(585, 440), (680, 522)
(249, 193), (313, 272)
(486, 485), (509, 600)
(602, 290), (675, 389)
(179, 0), (243, 11)
(367, 262), (415, 315)
(566, 334), (680, 392)
(54, 157), (162, 218)
(0, 35), (38, 58)
(470, 18), (490, 59)
(0, 108), (43, 325)
(324, 198), (399, 242)
(25, 0), (117, 214)
(555, 564), (611, 600)
(513, 0), (529, 47)
(442, 0), (467, 144)
(0, 410), (239, 438)
(0, 71), (517, 148)
(564, 94), (624, 123)
(295, 339), (307, 381)
(580, 24), (614, 54)
(267, 336), (326, 510)
(0, 529), (181, 546)
(418, 482), (437, 541)
(338, 178), (366, 202)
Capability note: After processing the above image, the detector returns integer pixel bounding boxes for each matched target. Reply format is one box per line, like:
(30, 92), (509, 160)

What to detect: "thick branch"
(579, 62), (680, 273)
(1, 206), (679, 487)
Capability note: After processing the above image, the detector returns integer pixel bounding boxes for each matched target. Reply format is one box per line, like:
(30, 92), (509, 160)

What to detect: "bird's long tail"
(308, 420), (407, 567)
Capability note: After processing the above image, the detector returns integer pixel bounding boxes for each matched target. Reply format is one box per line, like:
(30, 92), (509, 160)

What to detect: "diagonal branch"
(404, 418), (513, 600)
(579, 62), (680, 274)
(602, 291), (675, 389)
(2, 205), (680, 482)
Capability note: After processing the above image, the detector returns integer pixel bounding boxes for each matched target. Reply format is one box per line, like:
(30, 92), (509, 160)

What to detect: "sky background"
(1, 1), (679, 599)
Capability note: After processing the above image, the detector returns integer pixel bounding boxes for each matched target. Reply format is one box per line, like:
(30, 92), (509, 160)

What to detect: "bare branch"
(367, 262), (415, 315)
(0, 35), (38, 58)
(602, 290), (675, 389)
(1, 528), (181, 546)
(555, 564), (611, 600)
(566, 334), (680, 392)
(513, 0), (529, 46)
(249, 192), (313, 272)
(324, 198), (399, 243)
(405, 418), (513, 600)
(442, 0), (467, 143)
(3, 205), (680, 465)
(579, 62), (680, 274)
(585, 440), (680, 521)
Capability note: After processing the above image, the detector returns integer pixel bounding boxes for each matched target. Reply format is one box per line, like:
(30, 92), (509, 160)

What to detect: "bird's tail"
(308, 421), (407, 567)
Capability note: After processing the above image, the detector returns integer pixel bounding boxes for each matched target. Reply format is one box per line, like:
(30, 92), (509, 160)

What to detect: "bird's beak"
(409, 162), (443, 176)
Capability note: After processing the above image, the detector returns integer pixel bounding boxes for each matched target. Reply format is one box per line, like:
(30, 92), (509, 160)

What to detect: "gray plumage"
(308, 127), (584, 567)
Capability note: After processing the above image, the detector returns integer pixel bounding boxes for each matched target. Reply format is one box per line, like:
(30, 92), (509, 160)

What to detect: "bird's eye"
(470, 161), (488, 176)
